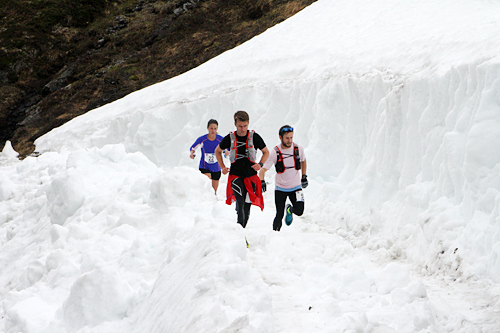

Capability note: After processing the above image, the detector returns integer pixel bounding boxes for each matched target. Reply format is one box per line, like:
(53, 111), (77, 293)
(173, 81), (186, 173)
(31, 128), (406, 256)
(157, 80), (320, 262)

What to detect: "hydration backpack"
(274, 144), (300, 174)
(229, 130), (257, 163)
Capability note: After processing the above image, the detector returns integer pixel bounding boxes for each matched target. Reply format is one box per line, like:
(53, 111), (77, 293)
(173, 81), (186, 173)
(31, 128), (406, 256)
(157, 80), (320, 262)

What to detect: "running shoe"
(285, 204), (293, 226)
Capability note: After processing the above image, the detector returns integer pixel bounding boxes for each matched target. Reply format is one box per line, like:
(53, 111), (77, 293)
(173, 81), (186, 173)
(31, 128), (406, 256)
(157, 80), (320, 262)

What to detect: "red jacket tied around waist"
(226, 174), (264, 210)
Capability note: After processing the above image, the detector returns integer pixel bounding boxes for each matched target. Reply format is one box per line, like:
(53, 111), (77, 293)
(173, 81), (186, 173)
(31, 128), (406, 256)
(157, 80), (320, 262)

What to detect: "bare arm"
(260, 146), (270, 165)
(259, 167), (268, 180)
(215, 145), (229, 175)
(251, 146), (270, 171)
(301, 159), (307, 176)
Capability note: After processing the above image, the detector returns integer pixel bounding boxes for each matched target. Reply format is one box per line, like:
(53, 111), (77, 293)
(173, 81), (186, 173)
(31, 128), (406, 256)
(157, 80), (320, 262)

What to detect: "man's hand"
(261, 180), (267, 192)
(190, 150), (196, 159)
(251, 162), (263, 171)
(301, 175), (309, 189)
(215, 145), (227, 174)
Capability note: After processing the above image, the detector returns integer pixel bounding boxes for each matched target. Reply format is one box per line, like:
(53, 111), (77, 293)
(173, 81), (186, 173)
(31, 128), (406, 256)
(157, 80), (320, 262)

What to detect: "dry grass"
(1, 0), (318, 157)
(282, 2), (308, 16)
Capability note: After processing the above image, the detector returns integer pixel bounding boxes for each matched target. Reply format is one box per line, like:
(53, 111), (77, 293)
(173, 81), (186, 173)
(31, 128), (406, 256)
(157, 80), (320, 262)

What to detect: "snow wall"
(36, 58), (500, 283)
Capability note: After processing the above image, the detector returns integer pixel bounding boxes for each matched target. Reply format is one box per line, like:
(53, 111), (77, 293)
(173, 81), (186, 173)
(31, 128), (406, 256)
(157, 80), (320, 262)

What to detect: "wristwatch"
(258, 162), (263, 167)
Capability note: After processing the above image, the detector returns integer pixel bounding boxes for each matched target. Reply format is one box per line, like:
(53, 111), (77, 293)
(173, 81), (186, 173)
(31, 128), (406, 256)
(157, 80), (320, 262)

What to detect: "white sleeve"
(263, 147), (277, 170)
(299, 144), (306, 162)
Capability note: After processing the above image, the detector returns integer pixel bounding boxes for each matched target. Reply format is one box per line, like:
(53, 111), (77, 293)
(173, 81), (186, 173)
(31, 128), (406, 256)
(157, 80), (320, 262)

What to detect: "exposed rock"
(42, 65), (76, 95)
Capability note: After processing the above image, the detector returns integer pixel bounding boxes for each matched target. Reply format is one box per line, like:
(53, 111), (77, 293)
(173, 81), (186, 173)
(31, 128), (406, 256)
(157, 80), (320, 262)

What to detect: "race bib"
(205, 153), (217, 164)
(295, 190), (305, 202)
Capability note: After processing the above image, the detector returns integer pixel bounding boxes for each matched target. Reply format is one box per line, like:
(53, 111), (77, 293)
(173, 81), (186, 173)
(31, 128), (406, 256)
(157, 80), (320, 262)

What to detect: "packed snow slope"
(2, 0), (500, 331)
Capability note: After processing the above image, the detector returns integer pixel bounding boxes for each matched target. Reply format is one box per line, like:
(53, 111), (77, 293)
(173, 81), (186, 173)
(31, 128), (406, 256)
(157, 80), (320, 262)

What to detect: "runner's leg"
(273, 190), (287, 231)
(242, 179), (256, 227)
(290, 189), (305, 216)
(231, 177), (248, 227)
(211, 171), (221, 194)
(200, 168), (211, 179)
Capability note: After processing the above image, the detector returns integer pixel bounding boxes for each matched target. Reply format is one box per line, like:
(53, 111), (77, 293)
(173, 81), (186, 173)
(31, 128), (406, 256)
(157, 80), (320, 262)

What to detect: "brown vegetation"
(0, 0), (316, 157)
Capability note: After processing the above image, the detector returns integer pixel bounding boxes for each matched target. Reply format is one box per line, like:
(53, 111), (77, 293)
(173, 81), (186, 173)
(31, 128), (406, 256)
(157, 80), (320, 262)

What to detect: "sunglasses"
(279, 126), (293, 135)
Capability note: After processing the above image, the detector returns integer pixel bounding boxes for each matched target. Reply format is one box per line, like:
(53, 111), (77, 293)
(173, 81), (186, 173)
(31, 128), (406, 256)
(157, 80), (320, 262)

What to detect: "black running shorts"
(199, 168), (221, 181)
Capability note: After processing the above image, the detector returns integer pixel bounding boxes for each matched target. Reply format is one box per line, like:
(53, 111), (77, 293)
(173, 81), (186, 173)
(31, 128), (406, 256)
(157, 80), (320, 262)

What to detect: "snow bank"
(130, 221), (273, 332)
(63, 267), (134, 329)
(0, 141), (19, 160)
(35, 59), (500, 282)
(1, 143), (272, 332)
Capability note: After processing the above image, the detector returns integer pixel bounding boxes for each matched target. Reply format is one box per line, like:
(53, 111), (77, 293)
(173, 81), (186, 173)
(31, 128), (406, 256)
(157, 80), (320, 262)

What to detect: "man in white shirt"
(259, 125), (308, 231)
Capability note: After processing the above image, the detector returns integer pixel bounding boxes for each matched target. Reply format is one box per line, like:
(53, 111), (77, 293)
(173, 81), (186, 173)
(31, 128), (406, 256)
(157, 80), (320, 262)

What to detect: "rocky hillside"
(0, 0), (316, 157)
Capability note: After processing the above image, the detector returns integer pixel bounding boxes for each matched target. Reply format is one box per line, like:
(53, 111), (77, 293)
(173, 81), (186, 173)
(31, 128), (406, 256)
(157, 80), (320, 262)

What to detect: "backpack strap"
(275, 144), (301, 173)
(246, 130), (257, 163)
(229, 132), (237, 163)
(293, 144), (301, 171)
(274, 146), (285, 173)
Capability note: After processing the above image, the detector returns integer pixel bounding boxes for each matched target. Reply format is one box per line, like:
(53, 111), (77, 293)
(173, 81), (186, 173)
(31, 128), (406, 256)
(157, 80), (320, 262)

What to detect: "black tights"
(273, 189), (304, 231)
(231, 177), (255, 228)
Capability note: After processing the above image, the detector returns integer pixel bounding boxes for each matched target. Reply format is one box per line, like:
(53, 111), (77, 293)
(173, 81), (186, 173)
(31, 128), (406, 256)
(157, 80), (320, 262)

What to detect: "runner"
(215, 111), (269, 228)
(190, 119), (227, 195)
(259, 125), (308, 231)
